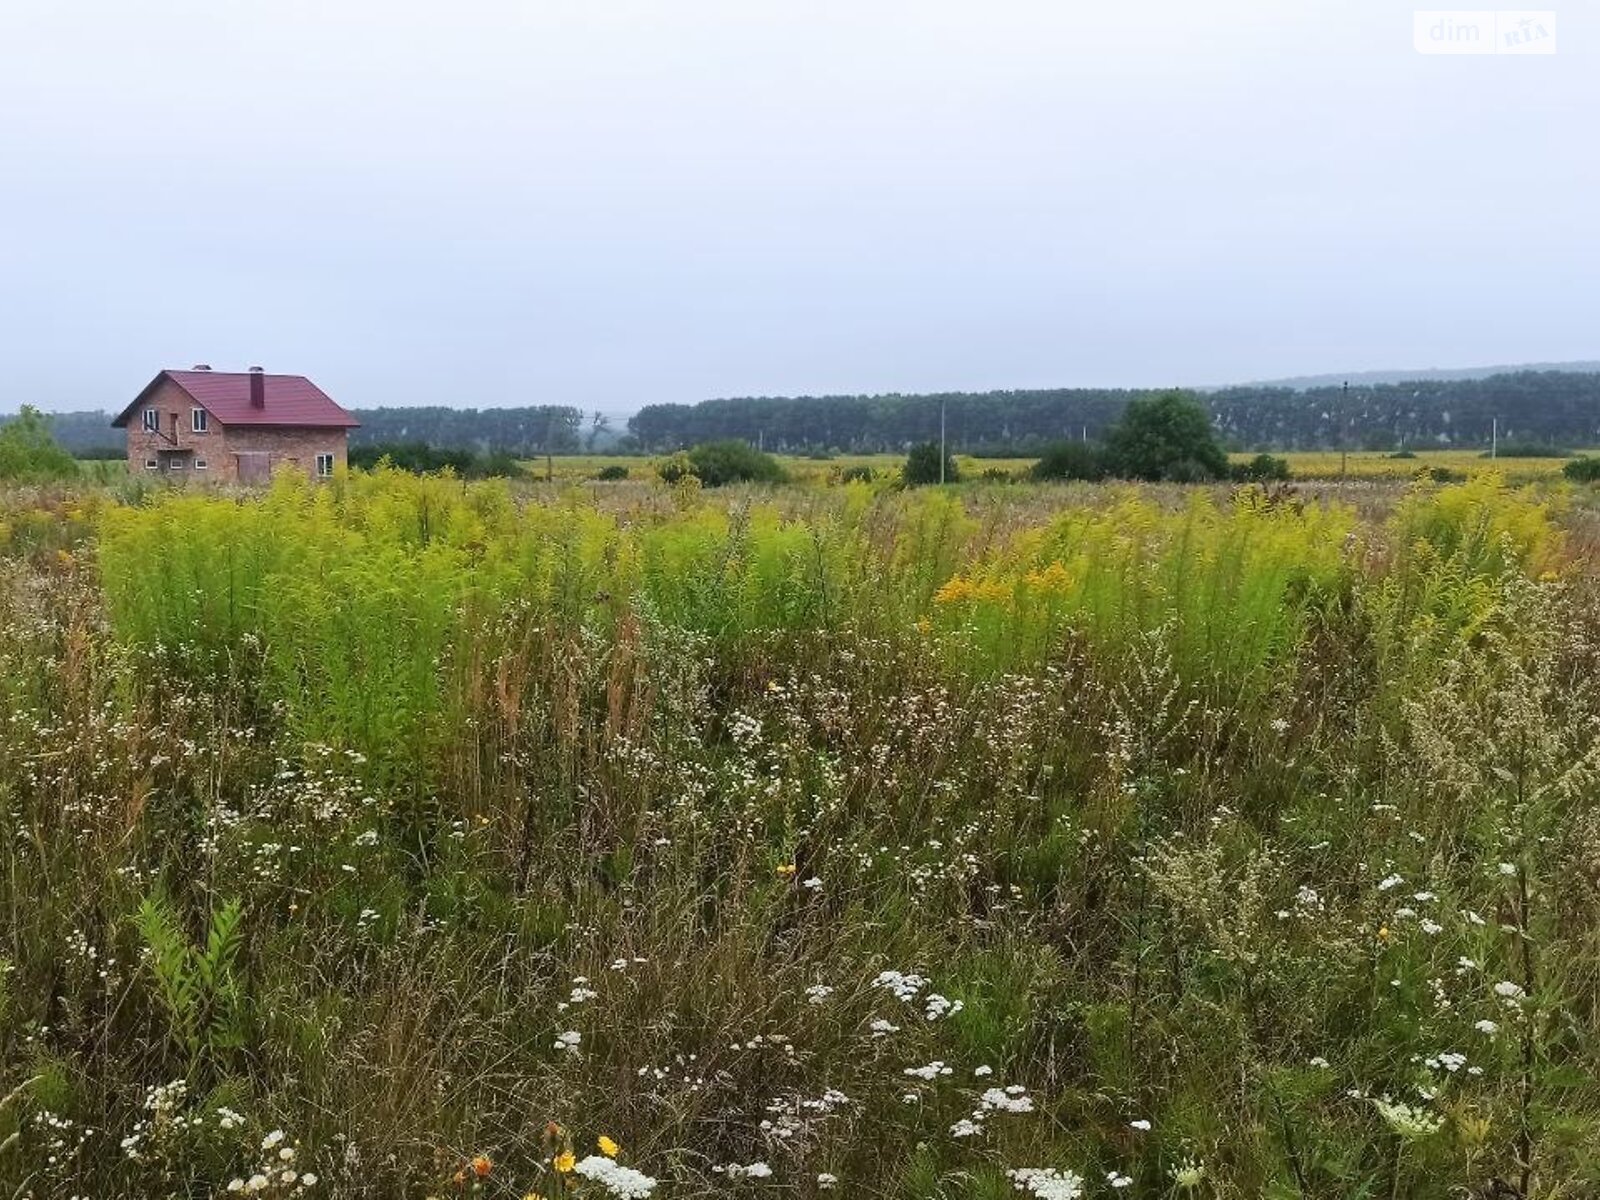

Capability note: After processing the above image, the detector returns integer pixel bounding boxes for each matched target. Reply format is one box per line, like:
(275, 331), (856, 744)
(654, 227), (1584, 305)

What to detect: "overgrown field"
(515, 451), (1584, 486)
(2, 472), (1599, 1199)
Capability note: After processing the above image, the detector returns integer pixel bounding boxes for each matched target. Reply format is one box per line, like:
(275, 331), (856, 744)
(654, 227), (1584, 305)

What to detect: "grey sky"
(2, 1), (1594, 414)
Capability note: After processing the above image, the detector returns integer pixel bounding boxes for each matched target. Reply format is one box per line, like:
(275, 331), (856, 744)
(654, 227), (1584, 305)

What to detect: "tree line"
(2, 406), (587, 457)
(13, 368), (1600, 456)
(629, 370), (1600, 453)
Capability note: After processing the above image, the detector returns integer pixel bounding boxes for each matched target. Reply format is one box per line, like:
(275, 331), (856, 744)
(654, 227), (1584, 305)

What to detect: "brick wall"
(123, 379), (349, 483)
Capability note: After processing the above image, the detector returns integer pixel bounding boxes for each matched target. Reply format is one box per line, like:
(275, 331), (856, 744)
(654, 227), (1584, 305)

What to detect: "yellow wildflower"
(471, 1155), (493, 1179)
(776, 864), (796, 878)
(1023, 560), (1073, 595)
(554, 1152), (576, 1174)
(934, 576), (977, 605)
(598, 1135), (620, 1158)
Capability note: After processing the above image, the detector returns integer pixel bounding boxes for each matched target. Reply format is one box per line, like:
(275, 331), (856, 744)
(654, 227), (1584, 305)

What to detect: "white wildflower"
(575, 1154), (659, 1199)
(1007, 1167), (1084, 1200)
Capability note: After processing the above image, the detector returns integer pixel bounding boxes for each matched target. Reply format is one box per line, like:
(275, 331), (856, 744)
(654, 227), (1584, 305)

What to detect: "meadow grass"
(2, 470), (1599, 1199)
(523, 450), (1588, 486)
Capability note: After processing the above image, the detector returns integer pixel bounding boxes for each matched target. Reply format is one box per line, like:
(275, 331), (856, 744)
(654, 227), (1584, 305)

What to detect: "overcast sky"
(1, 1), (1594, 414)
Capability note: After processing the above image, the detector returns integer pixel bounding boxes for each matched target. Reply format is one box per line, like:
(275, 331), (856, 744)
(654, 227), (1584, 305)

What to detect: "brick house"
(112, 366), (359, 483)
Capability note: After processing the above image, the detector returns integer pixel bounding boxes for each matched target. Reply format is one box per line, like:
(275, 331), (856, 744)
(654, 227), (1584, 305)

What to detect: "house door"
(236, 452), (271, 484)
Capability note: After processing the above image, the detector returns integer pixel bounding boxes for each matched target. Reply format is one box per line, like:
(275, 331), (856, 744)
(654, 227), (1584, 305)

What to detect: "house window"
(194, 458), (208, 470)
(192, 408), (209, 433)
(170, 459), (185, 470)
(141, 408), (159, 432)
(315, 453), (335, 478)
(144, 458), (158, 470)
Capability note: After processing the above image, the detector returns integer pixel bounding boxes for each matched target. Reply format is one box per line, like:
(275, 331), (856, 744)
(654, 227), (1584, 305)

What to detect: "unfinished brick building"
(112, 366), (358, 483)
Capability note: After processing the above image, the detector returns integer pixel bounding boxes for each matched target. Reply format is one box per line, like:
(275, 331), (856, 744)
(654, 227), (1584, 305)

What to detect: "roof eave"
(111, 370), (183, 428)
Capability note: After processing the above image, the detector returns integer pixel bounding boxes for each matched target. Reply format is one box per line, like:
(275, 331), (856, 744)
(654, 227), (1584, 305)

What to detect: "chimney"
(248, 365), (265, 409)
(192, 363), (212, 371)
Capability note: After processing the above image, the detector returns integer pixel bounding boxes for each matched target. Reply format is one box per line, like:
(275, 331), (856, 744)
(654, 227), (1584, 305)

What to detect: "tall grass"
(4, 470), (1597, 1199)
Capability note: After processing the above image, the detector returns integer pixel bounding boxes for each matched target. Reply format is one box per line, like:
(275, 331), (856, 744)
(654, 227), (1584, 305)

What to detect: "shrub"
(594, 464), (630, 481)
(839, 465), (874, 484)
(1388, 448), (1418, 459)
(903, 442), (959, 486)
(1484, 441), (1569, 458)
(1562, 456), (1600, 483)
(1029, 441), (1107, 482)
(656, 452), (696, 484)
(1230, 453), (1291, 482)
(684, 440), (786, 487)
(0, 407), (79, 481)
(349, 441), (525, 478)
(1102, 390), (1229, 481)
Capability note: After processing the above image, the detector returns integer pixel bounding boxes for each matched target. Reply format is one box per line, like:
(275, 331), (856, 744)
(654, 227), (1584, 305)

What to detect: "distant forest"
(16, 369), (1600, 455)
(15, 406), (587, 457)
(630, 371), (1600, 453)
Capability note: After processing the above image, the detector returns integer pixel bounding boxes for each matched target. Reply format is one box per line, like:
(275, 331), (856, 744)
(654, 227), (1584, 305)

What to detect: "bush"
(656, 452), (696, 485)
(903, 442), (960, 486)
(1029, 441), (1108, 482)
(0, 406), (79, 481)
(1484, 442), (1570, 459)
(1425, 465), (1467, 484)
(1388, 448), (1418, 459)
(1230, 453), (1291, 482)
(594, 464), (630, 481)
(1562, 456), (1600, 483)
(349, 441), (525, 479)
(1102, 390), (1229, 482)
(839, 465), (875, 484)
(684, 440), (786, 487)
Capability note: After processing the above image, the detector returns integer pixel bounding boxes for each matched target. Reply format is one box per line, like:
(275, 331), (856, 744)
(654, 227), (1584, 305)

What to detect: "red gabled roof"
(112, 370), (360, 428)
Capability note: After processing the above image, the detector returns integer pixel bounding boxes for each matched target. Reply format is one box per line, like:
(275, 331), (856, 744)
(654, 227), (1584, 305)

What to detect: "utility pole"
(939, 398), (947, 485)
(1491, 417), (1498, 459)
(1339, 380), (1349, 486)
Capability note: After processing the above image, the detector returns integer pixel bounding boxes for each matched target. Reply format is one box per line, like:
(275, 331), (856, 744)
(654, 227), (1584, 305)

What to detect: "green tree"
(1103, 390), (1229, 481)
(903, 442), (959, 486)
(662, 441), (785, 487)
(0, 406), (79, 481)
(1230, 453), (1291, 482)
(1030, 441), (1108, 482)
(1563, 456), (1600, 483)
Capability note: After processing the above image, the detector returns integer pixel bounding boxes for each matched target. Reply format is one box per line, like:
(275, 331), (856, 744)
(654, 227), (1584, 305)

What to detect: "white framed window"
(315, 453), (335, 478)
(141, 408), (159, 432)
(192, 408), (209, 433)
(170, 458), (185, 470)
(144, 458), (158, 470)
(194, 458), (208, 470)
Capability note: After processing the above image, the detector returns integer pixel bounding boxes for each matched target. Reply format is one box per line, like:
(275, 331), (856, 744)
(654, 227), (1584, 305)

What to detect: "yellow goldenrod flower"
(1023, 560), (1072, 595)
(598, 1135), (620, 1158)
(554, 1152), (576, 1173)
